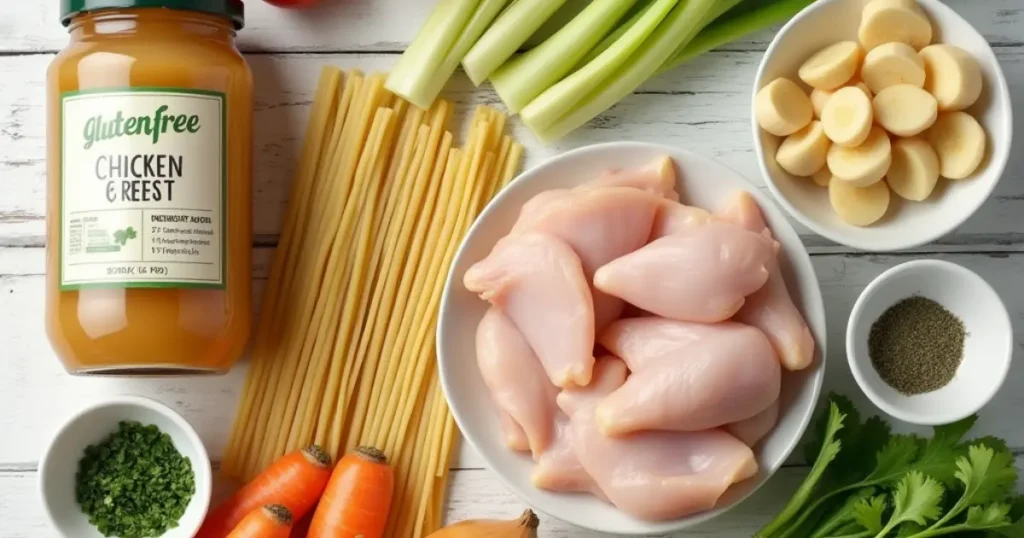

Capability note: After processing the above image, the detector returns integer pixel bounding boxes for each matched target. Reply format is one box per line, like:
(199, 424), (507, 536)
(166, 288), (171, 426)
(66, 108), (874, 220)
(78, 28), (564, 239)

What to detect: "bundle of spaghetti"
(221, 65), (523, 536)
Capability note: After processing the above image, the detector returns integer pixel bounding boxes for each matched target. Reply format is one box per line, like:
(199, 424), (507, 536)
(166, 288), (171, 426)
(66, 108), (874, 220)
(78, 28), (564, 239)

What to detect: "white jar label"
(59, 89), (226, 290)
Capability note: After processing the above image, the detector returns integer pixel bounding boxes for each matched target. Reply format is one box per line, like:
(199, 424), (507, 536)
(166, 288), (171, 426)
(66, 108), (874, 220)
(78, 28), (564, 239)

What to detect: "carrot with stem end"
(198, 446), (332, 538)
(308, 446), (395, 538)
(226, 505), (293, 538)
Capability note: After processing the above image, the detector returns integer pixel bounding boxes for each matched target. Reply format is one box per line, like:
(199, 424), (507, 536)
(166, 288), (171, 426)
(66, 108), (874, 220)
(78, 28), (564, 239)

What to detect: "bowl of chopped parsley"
(38, 395), (212, 538)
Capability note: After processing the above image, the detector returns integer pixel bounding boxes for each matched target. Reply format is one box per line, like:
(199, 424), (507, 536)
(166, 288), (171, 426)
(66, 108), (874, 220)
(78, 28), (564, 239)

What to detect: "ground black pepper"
(868, 295), (966, 395)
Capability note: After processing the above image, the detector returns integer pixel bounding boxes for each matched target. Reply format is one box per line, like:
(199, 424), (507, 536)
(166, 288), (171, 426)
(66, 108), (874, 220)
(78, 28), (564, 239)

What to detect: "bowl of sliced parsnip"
(437, 142), (827, 535)
(753, 0), (1012, 251)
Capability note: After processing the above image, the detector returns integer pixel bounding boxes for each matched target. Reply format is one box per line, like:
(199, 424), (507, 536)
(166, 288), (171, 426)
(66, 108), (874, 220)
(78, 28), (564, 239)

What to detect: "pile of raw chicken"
(464, 157), (815, 521)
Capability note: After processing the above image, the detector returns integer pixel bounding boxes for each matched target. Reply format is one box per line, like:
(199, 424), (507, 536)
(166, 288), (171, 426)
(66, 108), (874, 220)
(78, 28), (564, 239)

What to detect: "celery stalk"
(528, 0), (718, 142)
(574, 0), (657, 70)
(659, 0), (814, 75)
(387, 0), (509, 108)
(461, 0), (570, 86)
(489, 0), (639, 114)
(520, 0), (681, 135)
(386, 0), (482, 109)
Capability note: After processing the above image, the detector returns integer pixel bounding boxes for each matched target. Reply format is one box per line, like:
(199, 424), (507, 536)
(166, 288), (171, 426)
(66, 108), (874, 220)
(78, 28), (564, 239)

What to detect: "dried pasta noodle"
(221, 67), (521, 537)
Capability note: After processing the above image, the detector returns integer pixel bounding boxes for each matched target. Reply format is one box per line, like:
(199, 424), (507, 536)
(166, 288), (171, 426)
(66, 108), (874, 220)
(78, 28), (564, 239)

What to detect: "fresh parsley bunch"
(756, 393), (1024, 538)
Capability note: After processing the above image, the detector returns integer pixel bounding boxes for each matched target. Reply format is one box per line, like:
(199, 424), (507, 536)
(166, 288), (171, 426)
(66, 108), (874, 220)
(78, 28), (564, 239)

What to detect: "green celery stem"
(520, 0), (679, 134)
(490, 0), (640, 113)
(386, 0), (482, 108)
(659, 0), (815, 76)
(462, 0), (571, 86)
(531, 0), (718, 142)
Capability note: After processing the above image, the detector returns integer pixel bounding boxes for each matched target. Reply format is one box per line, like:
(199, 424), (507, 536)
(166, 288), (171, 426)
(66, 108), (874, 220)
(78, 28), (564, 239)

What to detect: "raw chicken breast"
(726, 400), (780, 447)
(477, 308), (560, 457)
(532, 416), (608, 501)
(583, 156), (681, 201)
(558, 357), (759, 521)
(596, 322), (781, 435)
(599, 317), (757, 371)
(720, 191), (815, 371)
(511, 187), (663, 331)
(500, 412), (530, 452)
(649, 200), (712, 239)
(465, 233), (595, 387)
(594, 221), (777, 322)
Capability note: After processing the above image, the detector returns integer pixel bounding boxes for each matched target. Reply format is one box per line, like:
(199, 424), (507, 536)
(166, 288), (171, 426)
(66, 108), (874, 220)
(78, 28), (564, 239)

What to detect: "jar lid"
(61, 0), (245, 29)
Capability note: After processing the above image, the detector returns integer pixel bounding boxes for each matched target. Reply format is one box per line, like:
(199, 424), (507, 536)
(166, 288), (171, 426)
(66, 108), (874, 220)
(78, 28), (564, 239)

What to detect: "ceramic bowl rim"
(845, 259), (1014, 425)
(750, 0), (1014, 252)
(437, 140), (826, 534)
(37, 394), (213, 537)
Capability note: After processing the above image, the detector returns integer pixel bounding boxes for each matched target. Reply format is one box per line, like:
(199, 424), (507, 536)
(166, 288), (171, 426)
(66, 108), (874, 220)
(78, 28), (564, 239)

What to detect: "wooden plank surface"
(2, 50), (1023, 249)
(3, 248), (1024, 467)
(0, 0), (1019, 53)
(2, 0), (1023, 534)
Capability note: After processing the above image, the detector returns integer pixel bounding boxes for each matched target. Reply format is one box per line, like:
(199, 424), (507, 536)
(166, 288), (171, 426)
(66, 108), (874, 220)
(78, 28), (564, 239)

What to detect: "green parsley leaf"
(810, 488), (877, 538)
(885, 471), (944, 530)
(854, 495), (888, 533)
(757, 399), (846, 538)
(966, 504), (1013, 528)
(864, 435), (921, 485)
(125, 226), (137, 240)
(913, 416), (978, 487)
(956, 445), (1018, 507)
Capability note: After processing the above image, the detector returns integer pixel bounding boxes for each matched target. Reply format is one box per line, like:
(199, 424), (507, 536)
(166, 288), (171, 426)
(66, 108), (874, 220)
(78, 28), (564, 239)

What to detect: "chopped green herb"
(76, 420), (195, 538)
(756, 394), (1024, 538)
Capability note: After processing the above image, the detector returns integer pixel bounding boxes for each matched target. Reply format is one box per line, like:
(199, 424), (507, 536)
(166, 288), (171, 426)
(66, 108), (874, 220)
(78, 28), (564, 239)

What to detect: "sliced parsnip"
(926, 111), (987, 179)
(812, 78), (873, 119)
(861, 42), (926, 93)
(810, 88), (831, 119)
(851, 79), (873, 99)
(776, 120), (831, 177)
(858, 0), (932, 51)
(873, 84), (938, 136)
(827, 126), (892, 186)
(919, 44), (984, 111)
(862, 0), (925, 19)
(798, 41), (863, 90)
(886, 137), (940, 201)
(821, 86), (873, 147)
(755, 78), (814, 136)
(812, 167), (833, 187)
(830, 178), (891, 226)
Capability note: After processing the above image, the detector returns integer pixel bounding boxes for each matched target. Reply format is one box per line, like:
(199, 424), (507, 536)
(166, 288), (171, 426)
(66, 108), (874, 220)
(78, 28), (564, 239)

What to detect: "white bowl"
(39, 396), (212, 538)
(846, 259), (1013, 425)
(437, 141), (827, 535)
(752, 0), (1013, 252)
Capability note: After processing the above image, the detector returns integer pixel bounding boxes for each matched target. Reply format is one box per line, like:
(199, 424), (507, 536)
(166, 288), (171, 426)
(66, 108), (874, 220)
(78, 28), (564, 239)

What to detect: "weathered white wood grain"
(2, 48), (1023, 249)
(1, 461), (1023, 538)
(2, 247), (1023, 469)
(0, 0), (1019, 53)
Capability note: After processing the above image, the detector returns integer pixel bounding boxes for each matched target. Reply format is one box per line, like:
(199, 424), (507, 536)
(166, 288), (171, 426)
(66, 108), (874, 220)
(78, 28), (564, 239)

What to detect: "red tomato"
(263, 0), (321, 7)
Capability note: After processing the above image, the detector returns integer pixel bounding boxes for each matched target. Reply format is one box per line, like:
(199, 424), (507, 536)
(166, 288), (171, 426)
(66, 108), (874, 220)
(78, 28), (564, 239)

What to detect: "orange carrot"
(226, 505), (293, 538)
(198, 446), (332, 538)
(308, 446), (395, 538)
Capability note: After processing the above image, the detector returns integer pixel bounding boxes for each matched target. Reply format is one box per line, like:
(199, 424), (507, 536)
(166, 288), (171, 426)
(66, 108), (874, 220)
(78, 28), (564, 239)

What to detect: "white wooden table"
(1, 1), (1021, 536)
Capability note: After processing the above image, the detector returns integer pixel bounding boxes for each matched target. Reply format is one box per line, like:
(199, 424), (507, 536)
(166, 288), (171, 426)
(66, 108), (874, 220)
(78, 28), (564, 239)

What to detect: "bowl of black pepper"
(38, 395), (212, 538)
(846, 259), (1013, 425)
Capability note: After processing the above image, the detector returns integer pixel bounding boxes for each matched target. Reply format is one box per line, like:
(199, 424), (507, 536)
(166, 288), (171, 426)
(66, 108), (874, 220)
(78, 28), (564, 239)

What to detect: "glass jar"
(46, 0), (252, 374)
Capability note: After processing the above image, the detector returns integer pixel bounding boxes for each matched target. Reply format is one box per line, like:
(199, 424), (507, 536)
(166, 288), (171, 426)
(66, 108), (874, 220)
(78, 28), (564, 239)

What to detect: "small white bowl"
(847, 260), (1013, 425)
(39, 396), (213, 538)
(437, 141), (826, 535)
(752, 0), (1013, 252)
